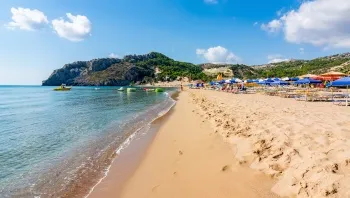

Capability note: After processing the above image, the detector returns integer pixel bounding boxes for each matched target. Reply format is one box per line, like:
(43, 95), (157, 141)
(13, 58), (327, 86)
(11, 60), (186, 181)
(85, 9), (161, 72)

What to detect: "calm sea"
(0, 86), (175, 198)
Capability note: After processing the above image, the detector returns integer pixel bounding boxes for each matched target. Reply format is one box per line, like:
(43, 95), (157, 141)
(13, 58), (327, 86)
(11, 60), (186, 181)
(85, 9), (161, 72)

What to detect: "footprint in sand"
(222, 165), (231, 172)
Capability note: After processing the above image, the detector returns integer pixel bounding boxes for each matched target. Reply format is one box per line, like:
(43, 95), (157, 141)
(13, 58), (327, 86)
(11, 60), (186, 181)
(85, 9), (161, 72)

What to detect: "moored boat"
(117, 87), (125, 91)
(127, 88), (137, 92)
(155, 88), (164, 92)
(53, 84), (71, 91)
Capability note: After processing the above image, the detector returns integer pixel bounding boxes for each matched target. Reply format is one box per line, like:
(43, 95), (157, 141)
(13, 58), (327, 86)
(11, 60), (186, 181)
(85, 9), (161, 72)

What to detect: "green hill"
(43, 52), (350, 86)
(42, 52), (207, 86)
(252, 53), (350, 78)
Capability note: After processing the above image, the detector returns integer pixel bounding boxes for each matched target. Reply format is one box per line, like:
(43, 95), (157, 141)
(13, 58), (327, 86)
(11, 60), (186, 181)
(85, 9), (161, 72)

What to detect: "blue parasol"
(294, 78), (322, 84)
(270, 80), (289, 85)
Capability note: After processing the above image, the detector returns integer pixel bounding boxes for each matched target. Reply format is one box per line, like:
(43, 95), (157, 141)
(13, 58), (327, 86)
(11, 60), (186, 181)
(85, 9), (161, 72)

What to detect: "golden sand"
(89, 91), (278, 198)
(190, 89), (350, 198)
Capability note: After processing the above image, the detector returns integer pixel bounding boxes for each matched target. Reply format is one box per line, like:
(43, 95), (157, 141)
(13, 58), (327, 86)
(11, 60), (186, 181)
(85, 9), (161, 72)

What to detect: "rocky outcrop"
(42, 54), (159, 86)
(42, 58), (122, 86)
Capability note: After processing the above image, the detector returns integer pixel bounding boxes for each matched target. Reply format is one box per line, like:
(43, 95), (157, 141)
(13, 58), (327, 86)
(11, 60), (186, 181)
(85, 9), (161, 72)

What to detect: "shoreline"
(87, 91), (179, 198)
(90, 91), (278, 198)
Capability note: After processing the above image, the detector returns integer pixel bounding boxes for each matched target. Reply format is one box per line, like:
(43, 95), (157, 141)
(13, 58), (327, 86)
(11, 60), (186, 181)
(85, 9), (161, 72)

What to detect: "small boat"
(53, 84), (71, 91)
(144, 88), (155, 92)
(155, 88), (164, 92)
(127, 88), (136, 92)
(117, 87), (125, 91)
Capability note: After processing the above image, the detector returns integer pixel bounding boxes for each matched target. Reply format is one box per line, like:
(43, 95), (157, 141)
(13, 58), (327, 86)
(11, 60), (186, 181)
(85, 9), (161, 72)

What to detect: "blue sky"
(1, 0), (349, 84)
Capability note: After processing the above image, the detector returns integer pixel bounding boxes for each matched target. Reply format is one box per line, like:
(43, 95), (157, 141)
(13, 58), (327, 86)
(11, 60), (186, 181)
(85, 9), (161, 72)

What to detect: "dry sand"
(189, 89), (350, 198)
(89, 91), (278, 198)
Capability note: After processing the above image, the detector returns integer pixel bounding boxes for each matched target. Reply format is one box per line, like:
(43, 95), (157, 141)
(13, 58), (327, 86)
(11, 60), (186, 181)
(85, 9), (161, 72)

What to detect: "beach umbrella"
(235, 78), (243, 83)
(219, 80), (226, 84)
(320, 71), (347, 81)
(257, 80), (270, 85)
(246, 79), (254, 83)
(330, 77), (350, 106)
(321, 71), (347, 77)
(266, 78), (274, 82)
(273, 78), (281, 81)
(290, 77), (299, 81)
(331, 77), (350, 86)
(225, 79), (231, 83)
(270, 80), (289, 86)
(294, 78), (322, 84)
(282, 77), (290, 81)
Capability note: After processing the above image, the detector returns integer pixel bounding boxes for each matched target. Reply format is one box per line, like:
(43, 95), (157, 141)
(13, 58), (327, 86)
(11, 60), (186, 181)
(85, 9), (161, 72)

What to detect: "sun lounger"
(333, 99), (350, 106)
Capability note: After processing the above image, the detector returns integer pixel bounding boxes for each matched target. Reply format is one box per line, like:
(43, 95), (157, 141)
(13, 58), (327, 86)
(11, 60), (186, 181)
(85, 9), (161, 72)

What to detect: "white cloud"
(253, 22), (259, 26)
(267, 54), (290, 64)
(6, 7), (48, 31)
(261, 19), (282, 33)
(204, 0), (218, 4)
(108, 53), (120, 58)
(196, 46), (241, 64)
(299, 48), (305, 54)
(262, 0), (350, 48)
(52, 13), (91, 42)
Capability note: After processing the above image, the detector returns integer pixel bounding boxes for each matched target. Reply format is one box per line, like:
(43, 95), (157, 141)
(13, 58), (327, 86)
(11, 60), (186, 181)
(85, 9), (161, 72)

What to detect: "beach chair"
(333, 99), (350, 106)
(332, 94), (350, 106)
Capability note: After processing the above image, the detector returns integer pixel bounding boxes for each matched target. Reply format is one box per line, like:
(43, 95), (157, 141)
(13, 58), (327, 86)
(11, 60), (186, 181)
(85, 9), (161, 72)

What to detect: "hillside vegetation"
(253, 54), (350, 78)
(42, 52), (207, 86)
(43, 52), (350, 86)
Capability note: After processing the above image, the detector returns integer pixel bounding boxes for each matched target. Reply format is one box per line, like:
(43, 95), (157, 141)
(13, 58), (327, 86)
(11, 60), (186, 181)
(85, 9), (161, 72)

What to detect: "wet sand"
(89, 91), (278, 198)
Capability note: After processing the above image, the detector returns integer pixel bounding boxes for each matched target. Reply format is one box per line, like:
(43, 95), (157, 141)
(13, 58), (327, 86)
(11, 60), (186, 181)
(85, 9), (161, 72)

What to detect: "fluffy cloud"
(267, 54), (290, 64)
(261, 19), (282, 33)
(108, 53), (120, 58)
(253, 22), (259, 26)
(262, 0), (350, 48)
(196, 46), (241, 64)
(6, 7), (48, 31)
(204, 0), (218, 4)
(52, 13), (91, 42)
(299, 48), (305, 54)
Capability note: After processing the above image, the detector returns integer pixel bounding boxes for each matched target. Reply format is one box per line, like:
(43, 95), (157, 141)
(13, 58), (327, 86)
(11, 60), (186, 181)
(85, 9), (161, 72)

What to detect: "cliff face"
(42, 53), (159, 86)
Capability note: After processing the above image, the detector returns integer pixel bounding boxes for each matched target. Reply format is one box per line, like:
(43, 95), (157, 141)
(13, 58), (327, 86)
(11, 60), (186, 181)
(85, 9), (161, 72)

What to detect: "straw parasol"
(320, 71), (347, 77)
(319, 71), (347, 81)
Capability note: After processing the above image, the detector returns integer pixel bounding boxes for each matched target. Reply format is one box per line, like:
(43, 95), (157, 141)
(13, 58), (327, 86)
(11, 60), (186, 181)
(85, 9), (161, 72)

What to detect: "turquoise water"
(0, 86), (175, 197)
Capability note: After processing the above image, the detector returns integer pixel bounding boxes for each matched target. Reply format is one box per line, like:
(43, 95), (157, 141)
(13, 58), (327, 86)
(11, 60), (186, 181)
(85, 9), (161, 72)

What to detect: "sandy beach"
(189, 89), (350, 198)
(89, 88), (350, 198)
(89, 91), (278, 198)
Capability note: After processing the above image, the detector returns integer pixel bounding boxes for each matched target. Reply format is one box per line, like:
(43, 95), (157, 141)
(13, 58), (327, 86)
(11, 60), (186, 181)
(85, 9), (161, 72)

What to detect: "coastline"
(86, 90), (179, 198)
(89, 90), (278, 198)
